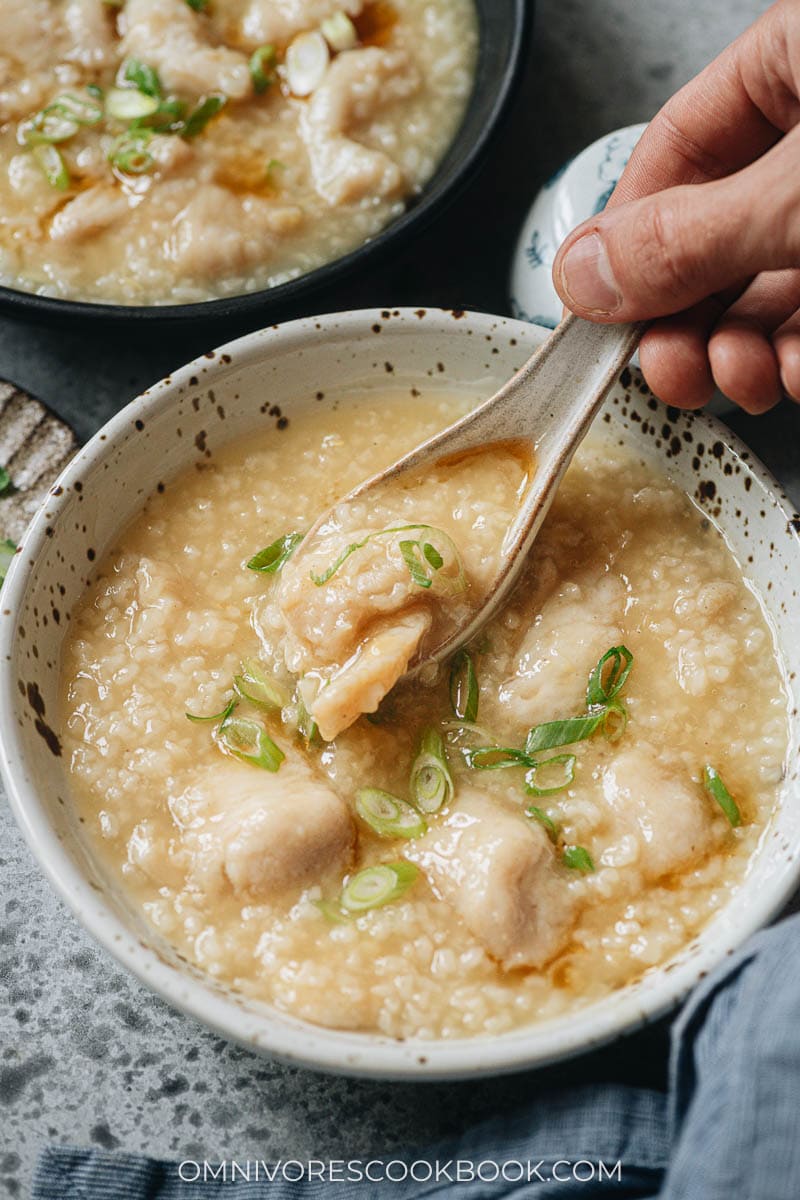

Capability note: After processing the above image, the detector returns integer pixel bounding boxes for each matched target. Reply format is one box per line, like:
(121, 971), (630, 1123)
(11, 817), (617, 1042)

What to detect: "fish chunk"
(241, 0), (364, 46)
(600, 747), (716, 881)
(167, 184), (302, 279)
(497, 575), (626, 735)
(49, 185), (133, 243)
(63, 0), (117, 67)
(183, 757), (355, 901)
(121, 0), (252, 99)
(406, 792), (575, 969)
(306, 609), (431, 741)
(300, 47), (419, 205)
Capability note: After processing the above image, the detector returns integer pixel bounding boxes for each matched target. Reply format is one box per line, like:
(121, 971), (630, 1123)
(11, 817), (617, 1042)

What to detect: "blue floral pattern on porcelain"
(510, 124), (647, 330)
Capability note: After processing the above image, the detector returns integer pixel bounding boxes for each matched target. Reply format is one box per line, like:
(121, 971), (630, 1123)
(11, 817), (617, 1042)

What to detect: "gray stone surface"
(1, 1), (795, 1196)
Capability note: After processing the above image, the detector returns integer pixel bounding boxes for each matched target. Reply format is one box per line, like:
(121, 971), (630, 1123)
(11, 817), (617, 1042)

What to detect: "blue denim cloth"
(33, 913), (800, 1199)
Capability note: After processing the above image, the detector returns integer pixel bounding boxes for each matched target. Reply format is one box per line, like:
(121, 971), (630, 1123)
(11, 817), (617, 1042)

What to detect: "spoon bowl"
(290, 314), (645, 674)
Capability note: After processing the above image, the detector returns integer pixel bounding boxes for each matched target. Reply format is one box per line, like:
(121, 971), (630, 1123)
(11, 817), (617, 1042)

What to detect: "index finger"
(610, 2), (793, 207)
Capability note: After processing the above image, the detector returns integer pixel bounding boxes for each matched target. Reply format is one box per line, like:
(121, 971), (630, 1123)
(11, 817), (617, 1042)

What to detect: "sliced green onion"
(465, 745), (534, 770)
(410, 727), (454, 813)
(108, 128), (154, 174)
(702, 764), (742, 827)
(310, 524), (465, 592)
(0, 539), (17, 585)
(185, 697), (235, 724)
(185, 0), (209, 9)
(0, 466), (9, 493)
(449, 649), (478, 722)
(121, 58), (162, 98)
(106, 86), (160, 121)
(314, 899), (350, 924)
(602, 700), (628, 743)
(524, 753), (576, 796)
(217, 714), (284, 772)
(399, 538), (435, 589)
(526, 805), (559, 843)
(587, 645), (634, 707)
(181, 93), (227, 139)
(32, 144), (70, 190)
(247, 531), (304, 573)
(233, 659), (286, 711)
(320, 11), (359, 51)
(296, 693), (318, 744)
(441, 719), (496, 743)
(249, 44), (277, 93)
(525, 712), (605, 755)
(340, 862), (418, 913)
(86, 83), (104, 100)
(355, 788), (426, 839)
(562, 845), (595, 873)
(52, 90), (104, 125)
(18, 107), (79, 145)
(148, 97), (187, 132)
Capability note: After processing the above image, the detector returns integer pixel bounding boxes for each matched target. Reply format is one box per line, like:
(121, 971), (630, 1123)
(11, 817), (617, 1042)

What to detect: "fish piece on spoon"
(272, 315), (644, 739)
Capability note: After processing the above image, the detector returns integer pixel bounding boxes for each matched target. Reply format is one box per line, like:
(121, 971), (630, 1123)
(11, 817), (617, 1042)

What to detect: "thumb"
(552, 129), (800, 322)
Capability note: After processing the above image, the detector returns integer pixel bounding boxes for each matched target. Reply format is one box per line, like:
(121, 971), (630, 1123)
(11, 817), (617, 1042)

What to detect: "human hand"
(551, 0), (800, 413)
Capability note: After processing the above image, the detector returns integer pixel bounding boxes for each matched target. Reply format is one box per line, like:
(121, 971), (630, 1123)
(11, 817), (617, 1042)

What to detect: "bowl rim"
(2, 306), (800, 1080)
(0, 0), (531, 325)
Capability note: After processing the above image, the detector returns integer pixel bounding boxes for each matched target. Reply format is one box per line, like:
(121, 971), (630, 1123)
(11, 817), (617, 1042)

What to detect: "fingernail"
(559, 232), (622, 315)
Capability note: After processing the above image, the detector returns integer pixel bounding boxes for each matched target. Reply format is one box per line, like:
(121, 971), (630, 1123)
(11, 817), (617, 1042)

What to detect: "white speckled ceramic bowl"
(2, 309), (799, 1080)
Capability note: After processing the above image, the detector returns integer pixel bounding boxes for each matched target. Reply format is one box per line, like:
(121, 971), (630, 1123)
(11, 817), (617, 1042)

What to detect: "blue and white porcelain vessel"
(510, 123), (647, 330)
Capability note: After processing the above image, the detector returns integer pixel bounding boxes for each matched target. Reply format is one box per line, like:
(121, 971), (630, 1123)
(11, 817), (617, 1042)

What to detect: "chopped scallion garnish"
(249, 44), (277, 93)
(524, 753), (576, 796)
(410, 727), (454, 813)
(216, 713), (284, 772)
(310, 524), (465, 592)
(181, 93), (227, 138)
(185, 697), (235, 723)
(562, 845), (595, 873)
(185, 0), (209, 9)
(0, 539), (17, 586)
(525, 805), (559, 843)
(464, 745), (534, 770)
(105, 86), (160, 121)
(233, 659), (286, 711)
(52, 90), (104, 125)
(525, 713), (604, 755)
(0, 466), (9, 494)
(449, 649), (478, 722)
(601, 700), (628, 743)
(108, 128), (154, 175)
(702, 765), (742, 827)
(586, 645), (634, 707)
(355, 788), (426, 839)
(296, 693), (318, 744)
(32, 144), (70, 190)
(320, 11), (359, 51)
(18, 106), (79, 146)
(247, 531), (304, 573)
(121, 58), (162, 98)
(340, 862), (418, 913)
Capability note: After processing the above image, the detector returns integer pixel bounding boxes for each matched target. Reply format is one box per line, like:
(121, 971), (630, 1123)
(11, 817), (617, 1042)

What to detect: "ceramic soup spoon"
(291, 313), (644, 674)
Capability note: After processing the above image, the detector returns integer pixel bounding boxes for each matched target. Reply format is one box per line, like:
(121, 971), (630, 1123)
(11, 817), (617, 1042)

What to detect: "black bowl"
(0, 0), (531, 329)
